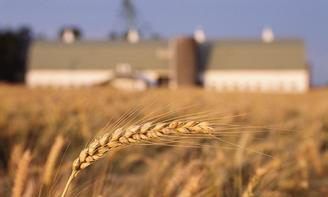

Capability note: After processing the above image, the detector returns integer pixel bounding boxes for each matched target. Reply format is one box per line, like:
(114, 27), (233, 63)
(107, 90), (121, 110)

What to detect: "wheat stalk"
(306, 140), (323, 176)
(61, 120), (213, 197)
(43, 135), (65, 185)
(164, 160), (201, 197)
(11, 150), (32, 197)
(9, 144), (24, 179)
(176, 172), (203, 197)
(242, 159), (280, 197)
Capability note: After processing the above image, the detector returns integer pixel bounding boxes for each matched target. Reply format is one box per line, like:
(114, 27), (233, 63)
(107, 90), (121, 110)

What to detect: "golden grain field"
(0, 86), (327, 197)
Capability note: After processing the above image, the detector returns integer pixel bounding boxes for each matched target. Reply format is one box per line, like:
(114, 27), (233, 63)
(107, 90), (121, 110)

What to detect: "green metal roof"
(205, 39), (306, 70)
(28, 39), (307, 71)
(28, 40), (169, 70)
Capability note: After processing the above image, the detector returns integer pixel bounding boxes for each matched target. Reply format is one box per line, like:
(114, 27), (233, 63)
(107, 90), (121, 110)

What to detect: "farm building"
(27, 40), (169, 89)
(25, 35), (309, 92)
(203, 39), (309, 93)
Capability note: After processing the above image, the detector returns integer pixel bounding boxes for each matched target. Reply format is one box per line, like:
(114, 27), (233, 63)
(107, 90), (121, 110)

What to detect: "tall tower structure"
(121, 0), (137, 30)
(120, 0), (141, 42)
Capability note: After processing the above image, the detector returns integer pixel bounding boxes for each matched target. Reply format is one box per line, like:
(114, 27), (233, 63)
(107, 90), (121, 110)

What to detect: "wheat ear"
(61, 121), (213, 197)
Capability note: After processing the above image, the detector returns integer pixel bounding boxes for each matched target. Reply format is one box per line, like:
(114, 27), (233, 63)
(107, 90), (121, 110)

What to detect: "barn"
(27, 40), (168, 89)
(25, 36), (309, 93)
(203, 39), (309, 93)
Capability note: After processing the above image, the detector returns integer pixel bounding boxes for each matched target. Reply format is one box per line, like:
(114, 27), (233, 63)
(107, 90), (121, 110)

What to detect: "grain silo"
(170, 37), (198, 88)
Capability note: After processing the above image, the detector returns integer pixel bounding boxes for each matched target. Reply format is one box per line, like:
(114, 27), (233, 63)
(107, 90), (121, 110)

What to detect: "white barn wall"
(204, 70), (309, 93)
(27, 70), (114, 87)
(27, 69), (310, 93)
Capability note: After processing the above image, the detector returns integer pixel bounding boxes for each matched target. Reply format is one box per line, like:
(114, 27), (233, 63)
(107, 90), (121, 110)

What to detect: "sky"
(1, 0), (327, 85)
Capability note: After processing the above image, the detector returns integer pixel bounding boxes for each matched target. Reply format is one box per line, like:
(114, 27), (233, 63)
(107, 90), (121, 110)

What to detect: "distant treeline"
(0, 27), (31, 83)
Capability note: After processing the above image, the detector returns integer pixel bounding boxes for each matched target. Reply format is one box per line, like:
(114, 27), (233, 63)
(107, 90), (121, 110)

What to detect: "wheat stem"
(61, 171), (76, 197)
(11, 150), (32, 197)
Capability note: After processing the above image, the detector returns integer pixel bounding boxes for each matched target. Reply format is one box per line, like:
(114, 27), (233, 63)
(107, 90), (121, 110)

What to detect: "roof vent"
(62, 29), (75, 44)
(127, 28), (140, 43)
(194, 27), (206, 43)
(60, 27), (82, 44)
(262, 27), (274, 43)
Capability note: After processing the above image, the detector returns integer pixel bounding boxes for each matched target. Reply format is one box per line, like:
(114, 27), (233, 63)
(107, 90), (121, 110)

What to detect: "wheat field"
(0, 86), (327, 197)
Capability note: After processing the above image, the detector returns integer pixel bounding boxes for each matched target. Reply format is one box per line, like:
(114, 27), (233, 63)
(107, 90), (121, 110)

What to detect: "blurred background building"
(25, 29), (309, 93)
(0, 0), (313, 92)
